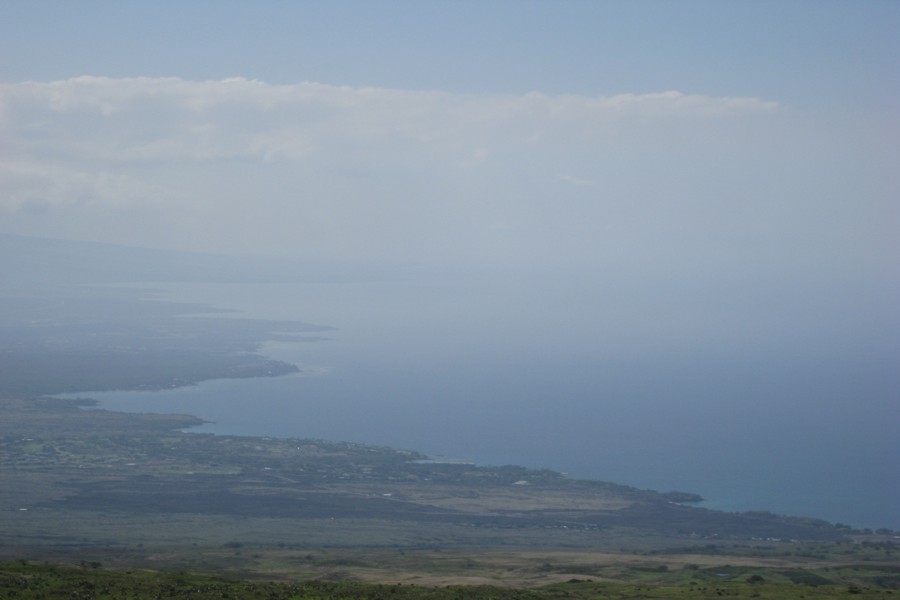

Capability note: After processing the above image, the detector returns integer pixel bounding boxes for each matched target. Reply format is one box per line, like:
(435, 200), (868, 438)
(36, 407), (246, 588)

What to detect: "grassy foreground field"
(1, 558), (897, 599)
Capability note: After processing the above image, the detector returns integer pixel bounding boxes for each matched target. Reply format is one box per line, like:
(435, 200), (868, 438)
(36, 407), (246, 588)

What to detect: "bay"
(66, 274), (899, 530)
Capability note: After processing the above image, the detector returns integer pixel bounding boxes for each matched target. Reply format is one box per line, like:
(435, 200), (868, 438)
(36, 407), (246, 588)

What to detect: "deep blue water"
(64, 276), (899, 530)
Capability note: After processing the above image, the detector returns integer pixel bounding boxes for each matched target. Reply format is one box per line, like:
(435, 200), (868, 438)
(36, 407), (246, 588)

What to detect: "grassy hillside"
(1, 559), (896, 598)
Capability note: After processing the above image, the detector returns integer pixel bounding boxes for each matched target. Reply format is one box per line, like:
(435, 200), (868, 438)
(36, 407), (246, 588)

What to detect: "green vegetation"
(1, 560), (897, 598)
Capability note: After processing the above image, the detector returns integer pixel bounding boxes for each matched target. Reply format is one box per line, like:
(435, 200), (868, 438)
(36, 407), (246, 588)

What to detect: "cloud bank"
(2, 76), (776, 167)
(1, 76), (879, 273)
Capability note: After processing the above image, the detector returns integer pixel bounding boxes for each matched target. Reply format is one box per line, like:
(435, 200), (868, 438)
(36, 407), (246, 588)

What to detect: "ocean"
(65, 274), (899, 530)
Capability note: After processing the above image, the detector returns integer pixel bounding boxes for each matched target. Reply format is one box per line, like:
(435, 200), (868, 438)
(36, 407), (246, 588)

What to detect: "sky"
(0, 1), (897, 275)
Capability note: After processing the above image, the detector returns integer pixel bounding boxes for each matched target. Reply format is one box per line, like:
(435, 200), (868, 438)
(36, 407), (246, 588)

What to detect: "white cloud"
(0, 159), (189, 212)
(0, 77), (778, 163)
(0, 77), (813, 265)
(556, 173), (595, 187)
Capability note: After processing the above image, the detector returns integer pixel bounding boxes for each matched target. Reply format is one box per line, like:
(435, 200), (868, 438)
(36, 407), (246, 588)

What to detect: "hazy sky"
(0, 1), (897, 275)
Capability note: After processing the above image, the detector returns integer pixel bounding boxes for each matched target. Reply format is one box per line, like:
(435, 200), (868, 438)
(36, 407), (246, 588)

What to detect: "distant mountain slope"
(0, 233), (277, 285)
(0, 233), (393, 286)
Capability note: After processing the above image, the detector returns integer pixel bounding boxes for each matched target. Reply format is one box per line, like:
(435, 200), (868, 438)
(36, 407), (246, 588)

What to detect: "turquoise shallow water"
(63, 278), (900, 530)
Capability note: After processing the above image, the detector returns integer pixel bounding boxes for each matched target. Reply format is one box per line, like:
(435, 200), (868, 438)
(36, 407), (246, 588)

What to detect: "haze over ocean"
(66, 277), (900, 531)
